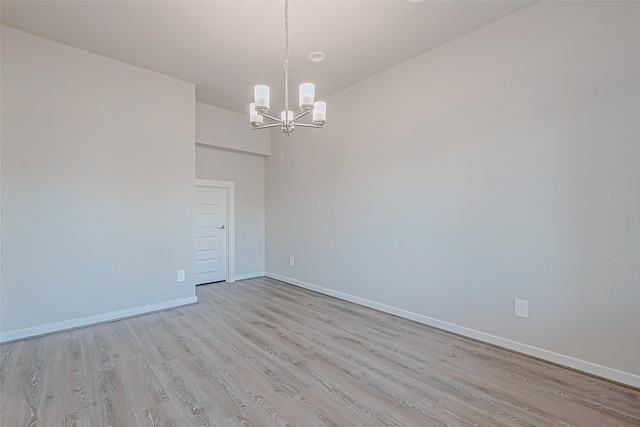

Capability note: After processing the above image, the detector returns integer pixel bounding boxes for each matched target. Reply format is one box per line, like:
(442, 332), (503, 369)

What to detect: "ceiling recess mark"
(308, 51), (326, 63)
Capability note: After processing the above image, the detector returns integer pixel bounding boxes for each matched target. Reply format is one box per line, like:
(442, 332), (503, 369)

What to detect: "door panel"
(195, 249), (218, 261)
(194, 272), (221, 285)
(195, 214), (219, 227)
(195, 236), (218, 251)
(195, 226), (217, 238)
(195, 259), (219, 274)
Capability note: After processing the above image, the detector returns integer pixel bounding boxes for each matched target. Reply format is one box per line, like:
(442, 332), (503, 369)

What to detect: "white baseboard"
(234, 272), (266, 281)
(0, 296), (198, 343)
(265, 272), (640, 389)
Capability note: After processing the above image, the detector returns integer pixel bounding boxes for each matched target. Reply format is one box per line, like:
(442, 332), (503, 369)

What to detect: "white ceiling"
(1, 0), (535, 114)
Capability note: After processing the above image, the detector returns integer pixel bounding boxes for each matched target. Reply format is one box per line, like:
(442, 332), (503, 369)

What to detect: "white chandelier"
(249, 0), (326, 135)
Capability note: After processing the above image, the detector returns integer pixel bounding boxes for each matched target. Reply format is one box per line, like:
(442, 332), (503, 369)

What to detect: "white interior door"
(195, 186), (228, 284)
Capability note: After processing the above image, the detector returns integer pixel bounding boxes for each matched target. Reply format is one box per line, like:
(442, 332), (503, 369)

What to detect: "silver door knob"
(217, 225), (225, 229)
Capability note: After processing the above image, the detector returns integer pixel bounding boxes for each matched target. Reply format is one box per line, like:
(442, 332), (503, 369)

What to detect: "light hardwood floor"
(1, 277), (639, 426)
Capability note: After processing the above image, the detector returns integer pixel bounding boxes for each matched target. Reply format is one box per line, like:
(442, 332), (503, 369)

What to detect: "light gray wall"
(196, 145), (265, 279)
(266, 1), (640, 381)
(1, 27), (196, 334)
(196, 102), (271, 156)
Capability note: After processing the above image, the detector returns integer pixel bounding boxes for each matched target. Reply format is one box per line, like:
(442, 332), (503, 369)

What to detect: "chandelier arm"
(252, 124), (281, 130)
(295, 123), (324, 128)
(292, 109), (311, 122)
(258, 112), (284, 123)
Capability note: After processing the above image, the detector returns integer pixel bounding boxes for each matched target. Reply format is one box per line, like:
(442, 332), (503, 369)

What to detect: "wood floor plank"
(1, 277), (639, 426)
(37, 331), (85, 425)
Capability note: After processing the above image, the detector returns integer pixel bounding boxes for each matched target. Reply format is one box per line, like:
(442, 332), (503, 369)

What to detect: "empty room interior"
(1, 0), (639, 425)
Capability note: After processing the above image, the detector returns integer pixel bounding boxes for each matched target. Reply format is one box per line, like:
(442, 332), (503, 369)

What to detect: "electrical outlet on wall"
(177, 269), (186, 282)
(289, 256), (295, 266)
(514, 298), (529, 318)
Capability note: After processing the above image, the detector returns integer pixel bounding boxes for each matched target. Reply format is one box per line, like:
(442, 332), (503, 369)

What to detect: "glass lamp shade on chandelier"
(249, 0), (326, 135)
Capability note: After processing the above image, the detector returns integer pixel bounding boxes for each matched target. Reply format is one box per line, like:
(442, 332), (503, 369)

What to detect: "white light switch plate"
(177, 270), (186, 282)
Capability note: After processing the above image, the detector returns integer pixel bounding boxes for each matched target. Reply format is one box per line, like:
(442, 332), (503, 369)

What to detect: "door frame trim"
(195, 179), (235, 283)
